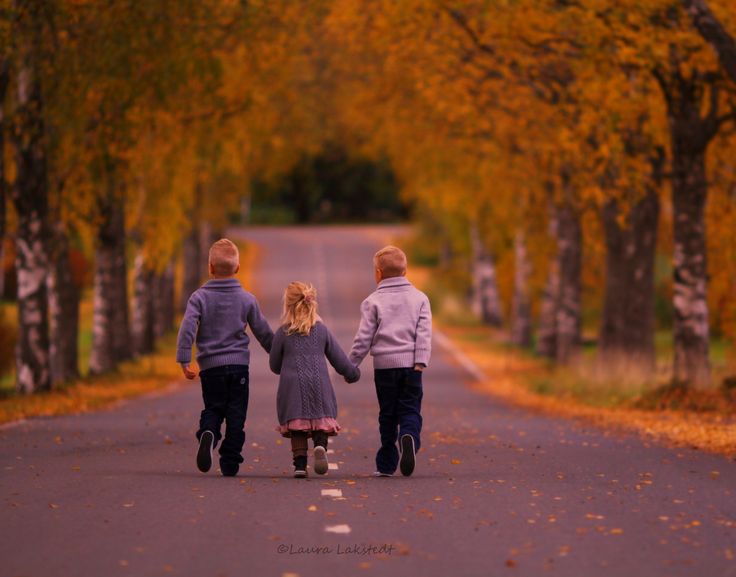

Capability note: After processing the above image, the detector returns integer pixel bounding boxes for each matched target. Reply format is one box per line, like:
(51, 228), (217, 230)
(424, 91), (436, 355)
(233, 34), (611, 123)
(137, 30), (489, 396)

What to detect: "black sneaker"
(294, 455), (308, 478)
(399, 434), (416, 477)
(196, 431), (214, 473)
(221, 461), (239, 477)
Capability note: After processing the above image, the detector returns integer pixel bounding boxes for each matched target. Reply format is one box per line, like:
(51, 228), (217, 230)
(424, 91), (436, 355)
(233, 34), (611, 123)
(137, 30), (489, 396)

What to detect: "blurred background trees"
(1, 0), (734, 396)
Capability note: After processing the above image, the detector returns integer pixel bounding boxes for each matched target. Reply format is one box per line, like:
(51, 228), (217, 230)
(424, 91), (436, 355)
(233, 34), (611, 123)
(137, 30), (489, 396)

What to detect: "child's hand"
(181, 364), (197, 380)
(413, 364), (425, 372)
(345, 365), (360, 384)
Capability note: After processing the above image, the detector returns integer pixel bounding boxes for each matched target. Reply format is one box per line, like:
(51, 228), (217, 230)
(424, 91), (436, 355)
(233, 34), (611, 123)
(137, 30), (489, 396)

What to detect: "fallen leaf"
(451, 459), (461, 465)
(307, 505), (317, 512)
(610, 528), (623, 535)
(49, 503), (60, 509)
(505, 559), (517, 567)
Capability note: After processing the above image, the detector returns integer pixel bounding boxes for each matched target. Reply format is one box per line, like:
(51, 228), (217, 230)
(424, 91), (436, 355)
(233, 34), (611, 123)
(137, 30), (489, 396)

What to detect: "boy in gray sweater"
(349, 245), (432, 477)
(176, 239), (273, 477)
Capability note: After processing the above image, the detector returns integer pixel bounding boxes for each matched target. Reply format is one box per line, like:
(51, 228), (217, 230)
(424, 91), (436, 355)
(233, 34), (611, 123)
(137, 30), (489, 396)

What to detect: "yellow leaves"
(450, 459), (462, 465)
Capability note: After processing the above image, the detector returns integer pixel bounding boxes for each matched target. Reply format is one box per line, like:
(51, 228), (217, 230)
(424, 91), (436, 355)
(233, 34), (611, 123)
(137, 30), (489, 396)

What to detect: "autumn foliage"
(1, 1), (735, 394)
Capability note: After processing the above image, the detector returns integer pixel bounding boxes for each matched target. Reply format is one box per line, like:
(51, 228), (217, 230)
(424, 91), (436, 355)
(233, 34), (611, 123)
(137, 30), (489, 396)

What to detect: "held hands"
(414, 364), (425, 372)
(181, 364), (197, 380)
(345, 365), (361, 384)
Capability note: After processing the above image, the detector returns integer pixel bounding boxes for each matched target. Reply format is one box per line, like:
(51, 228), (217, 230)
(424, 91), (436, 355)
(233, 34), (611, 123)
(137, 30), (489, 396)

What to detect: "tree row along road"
(1, 226), (733, 577)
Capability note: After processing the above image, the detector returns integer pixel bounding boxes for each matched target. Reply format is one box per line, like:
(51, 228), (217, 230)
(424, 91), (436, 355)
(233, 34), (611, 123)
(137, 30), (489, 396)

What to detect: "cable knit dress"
(270, 321), (360, 437)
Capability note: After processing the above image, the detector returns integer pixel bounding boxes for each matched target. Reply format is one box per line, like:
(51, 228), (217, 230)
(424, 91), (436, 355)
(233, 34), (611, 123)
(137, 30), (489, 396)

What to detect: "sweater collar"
(377, 276), (412, 290)
(203, 278), (242, 290)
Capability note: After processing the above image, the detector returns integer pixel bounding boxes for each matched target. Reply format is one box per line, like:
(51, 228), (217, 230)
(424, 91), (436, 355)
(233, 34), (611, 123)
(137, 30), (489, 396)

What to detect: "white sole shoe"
(313, 446), (328, 475)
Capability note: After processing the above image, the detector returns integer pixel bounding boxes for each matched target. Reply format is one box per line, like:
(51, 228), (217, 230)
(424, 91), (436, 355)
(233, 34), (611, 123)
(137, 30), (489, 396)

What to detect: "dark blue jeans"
(374, 368), (423, 474)
(197, 365), (249, 467)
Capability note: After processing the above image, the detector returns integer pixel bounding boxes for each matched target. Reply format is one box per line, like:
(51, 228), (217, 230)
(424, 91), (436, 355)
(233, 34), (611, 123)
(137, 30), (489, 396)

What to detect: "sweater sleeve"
(176, 293), (202, 365)
(349, 298), (378, 366)
(247, 297), (274, 353)
(414, 296), (433, 366)
(325, 326), (360, 383)
(269, 328), (285, 375)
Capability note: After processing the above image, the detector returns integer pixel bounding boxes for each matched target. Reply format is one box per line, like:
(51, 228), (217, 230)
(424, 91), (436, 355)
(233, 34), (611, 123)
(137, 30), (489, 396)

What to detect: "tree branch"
(682, 0), (736, 84)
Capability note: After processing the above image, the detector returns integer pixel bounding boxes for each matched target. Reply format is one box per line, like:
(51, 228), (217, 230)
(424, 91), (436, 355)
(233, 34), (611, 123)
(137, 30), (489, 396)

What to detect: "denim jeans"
(197, 364), (249, 467)
(374, 367), (423, 474)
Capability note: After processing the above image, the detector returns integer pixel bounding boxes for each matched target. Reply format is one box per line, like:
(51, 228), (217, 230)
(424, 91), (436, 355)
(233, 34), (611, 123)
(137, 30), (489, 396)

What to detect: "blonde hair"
(374, 245), (407, 278)
(282, 282), (318, 335)
(209, 239), (240, 276)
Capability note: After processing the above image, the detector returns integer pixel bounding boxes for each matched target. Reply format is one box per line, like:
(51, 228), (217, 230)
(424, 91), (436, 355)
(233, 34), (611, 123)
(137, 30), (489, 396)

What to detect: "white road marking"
(321, 489), (343, 498)
(328, 463), (338, 470)
(324, 524), (351, 534)
(433, 329), (486, 382)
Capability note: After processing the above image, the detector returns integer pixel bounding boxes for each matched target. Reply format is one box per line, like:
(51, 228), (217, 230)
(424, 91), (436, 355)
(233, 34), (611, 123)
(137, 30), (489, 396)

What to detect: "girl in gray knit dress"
(269, 282), (360, 478)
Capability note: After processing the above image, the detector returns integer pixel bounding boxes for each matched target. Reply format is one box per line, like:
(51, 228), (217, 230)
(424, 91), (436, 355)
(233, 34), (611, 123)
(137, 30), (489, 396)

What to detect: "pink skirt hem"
(276, 417), (341, 437)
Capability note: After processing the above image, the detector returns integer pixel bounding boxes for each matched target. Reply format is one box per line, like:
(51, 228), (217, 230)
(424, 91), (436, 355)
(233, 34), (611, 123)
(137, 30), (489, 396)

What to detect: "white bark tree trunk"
(89, 177), (131, 374)
(469, 223), (503, 327)
(511, 230), (532, 347)
(131, 252), (155, 356)
(10, 3), (52, 393)
(47, 224), (80, 383)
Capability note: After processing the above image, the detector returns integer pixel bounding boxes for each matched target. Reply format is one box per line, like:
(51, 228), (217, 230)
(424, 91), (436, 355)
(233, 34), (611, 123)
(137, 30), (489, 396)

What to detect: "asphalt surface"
(1, 225), (735, 577)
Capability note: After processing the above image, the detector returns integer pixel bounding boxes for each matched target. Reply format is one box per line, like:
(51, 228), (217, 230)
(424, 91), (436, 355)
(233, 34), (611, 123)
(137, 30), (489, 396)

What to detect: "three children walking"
(176, 239), (432, 478)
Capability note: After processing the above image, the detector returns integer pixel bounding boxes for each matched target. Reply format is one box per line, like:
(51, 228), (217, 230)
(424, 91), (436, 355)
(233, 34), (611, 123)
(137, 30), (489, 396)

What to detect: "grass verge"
(406, 265), (736, 458)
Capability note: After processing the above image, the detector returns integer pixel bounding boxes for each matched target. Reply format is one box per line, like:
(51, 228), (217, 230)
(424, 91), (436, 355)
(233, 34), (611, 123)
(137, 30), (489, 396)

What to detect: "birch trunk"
(154, 262), (175, 339)
(511, 230), (532, 347)
(47, 225), (80, 383)
(469, 223), (503, 327)
(0, 58), (9, 299)
(536, 206), (559, 359)
(199, 221), (214, 273)
(599, 191), (659, 375)
(555, 203), (582, 365)
(89, 180), (131, 374)
(671, 143), (711, 387)
(10, 3), (52, 393)
(657, 73), (718, 388)
(131, 252), (155, 356)
(180, 224), (201, 311)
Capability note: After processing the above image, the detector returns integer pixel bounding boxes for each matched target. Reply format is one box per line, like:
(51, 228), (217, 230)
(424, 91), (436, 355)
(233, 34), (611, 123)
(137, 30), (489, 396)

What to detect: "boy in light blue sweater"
(350, 245), (432, 477)
(176, 239), (273, 477)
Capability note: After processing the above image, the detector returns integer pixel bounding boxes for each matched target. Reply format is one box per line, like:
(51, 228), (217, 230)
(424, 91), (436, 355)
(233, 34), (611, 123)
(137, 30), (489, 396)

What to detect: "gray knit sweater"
(176, 278), (273, 370)
(270, 322), (359, 425)
(349, 276), (432, 369)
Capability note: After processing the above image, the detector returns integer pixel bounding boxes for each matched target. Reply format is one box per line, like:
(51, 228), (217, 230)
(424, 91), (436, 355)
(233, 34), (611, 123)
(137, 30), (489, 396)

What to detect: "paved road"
(1, 225), (735, 577)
